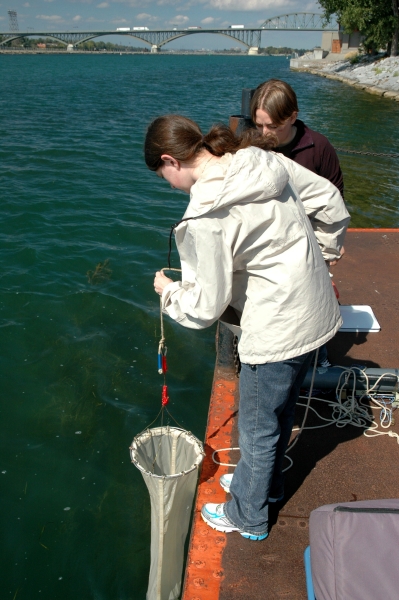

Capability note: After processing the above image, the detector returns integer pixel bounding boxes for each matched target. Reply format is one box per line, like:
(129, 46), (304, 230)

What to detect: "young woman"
(251, 79), (344, 198)
(145, 115), (350, 541)
(252, 79), (345, 368)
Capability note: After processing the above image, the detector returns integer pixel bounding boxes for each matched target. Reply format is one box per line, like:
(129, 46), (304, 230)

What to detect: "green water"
(1, 54), (398, 600)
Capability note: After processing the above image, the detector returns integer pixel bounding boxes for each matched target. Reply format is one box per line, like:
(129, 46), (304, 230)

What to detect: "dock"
(182, 229), (399, 600)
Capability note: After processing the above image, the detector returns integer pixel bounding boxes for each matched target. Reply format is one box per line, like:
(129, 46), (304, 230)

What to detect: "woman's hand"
(154, 271), (173, 296)
(329, 246), (345, 267)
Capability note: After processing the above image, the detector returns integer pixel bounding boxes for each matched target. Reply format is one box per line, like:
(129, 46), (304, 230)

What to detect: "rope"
(158, 267), (181, 363)
(212, 361), (399, 471)
(156, 266), (183, 428)
(168, 219), (193, 269)
(294, 367), (399, 443)
(151, 266), (186, 468)
(212, 446), (240, 467)
(285, 348), (319, 455)
(335, 147), (399, 158)
(134, 266), (183, 456)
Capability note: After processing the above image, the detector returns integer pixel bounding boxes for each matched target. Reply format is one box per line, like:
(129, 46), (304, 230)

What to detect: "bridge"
(0, 12), (338, 55)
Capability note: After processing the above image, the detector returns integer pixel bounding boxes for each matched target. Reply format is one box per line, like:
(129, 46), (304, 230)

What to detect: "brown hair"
(144, 114), (277, 171)
(250, 79), (299, 126)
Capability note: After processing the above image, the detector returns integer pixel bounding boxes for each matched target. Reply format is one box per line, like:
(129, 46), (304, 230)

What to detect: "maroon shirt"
(275, 119), (344, 198)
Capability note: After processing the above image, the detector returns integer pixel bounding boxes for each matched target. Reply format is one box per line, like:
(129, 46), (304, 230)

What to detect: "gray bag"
(309, 499), (399, 600)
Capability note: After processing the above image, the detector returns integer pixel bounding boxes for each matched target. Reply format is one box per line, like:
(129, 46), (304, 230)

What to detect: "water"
(1, 54), (399, 600)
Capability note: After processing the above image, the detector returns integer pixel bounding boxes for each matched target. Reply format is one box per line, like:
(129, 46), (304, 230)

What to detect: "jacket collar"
(185, 147), (289, 219)
(292, 119), (314, 153)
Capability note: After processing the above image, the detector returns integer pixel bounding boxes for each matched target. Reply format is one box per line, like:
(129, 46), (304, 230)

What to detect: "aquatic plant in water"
(87, 259), (112, 284)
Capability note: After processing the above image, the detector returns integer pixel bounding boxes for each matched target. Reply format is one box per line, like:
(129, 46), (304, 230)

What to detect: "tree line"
(0, 37), (149, 52)
(259, 46), (307, 55)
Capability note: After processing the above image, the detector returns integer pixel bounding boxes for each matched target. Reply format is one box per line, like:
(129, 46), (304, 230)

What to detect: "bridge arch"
(0, 31), (153, 48)
(260, 12), (338, 30)
(156, 30), (257, 49)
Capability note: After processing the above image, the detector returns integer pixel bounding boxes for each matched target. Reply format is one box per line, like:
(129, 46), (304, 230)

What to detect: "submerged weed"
(87, 259), (112, 284)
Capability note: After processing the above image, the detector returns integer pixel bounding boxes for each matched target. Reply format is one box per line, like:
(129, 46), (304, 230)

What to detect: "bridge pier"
(248, 47), (259, 55)
(151, 45), (160, 53)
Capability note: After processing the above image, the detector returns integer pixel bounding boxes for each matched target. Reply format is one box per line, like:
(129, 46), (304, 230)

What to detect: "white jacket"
(161, 147), (350, 364)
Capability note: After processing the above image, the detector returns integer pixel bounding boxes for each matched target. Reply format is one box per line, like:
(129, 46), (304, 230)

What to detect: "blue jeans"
(312, 344), (328, 366)
(224, 351), (313, 536)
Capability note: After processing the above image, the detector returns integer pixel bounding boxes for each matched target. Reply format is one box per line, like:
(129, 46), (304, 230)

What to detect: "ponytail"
(144, 115), (278, 171)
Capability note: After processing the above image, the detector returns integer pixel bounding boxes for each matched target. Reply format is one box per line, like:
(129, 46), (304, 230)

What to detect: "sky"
(0, 0), (327, 50)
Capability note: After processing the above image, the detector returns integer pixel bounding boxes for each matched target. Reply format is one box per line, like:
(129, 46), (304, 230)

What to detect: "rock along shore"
(291, 54), (399, 102)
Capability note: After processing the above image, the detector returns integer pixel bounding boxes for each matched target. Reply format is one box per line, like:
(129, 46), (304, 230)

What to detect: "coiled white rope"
(212, 359), (399, 472)
(295, 367), (399, 445)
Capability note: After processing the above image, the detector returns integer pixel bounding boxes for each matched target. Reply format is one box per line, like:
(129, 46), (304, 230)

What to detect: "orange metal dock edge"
(181, 322), (237, 600)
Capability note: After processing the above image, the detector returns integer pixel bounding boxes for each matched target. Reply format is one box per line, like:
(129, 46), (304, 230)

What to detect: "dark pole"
(229, 88), (256, 134)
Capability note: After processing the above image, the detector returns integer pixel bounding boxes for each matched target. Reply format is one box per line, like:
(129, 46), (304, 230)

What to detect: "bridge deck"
(0, 13), (337, 48)
(182, 229), (399, 600)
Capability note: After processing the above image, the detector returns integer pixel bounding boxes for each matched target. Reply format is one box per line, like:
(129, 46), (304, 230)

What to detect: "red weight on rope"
(162, 355), (168, 373)
(162, 385), (169, 406)
(332, 280), (340, 299)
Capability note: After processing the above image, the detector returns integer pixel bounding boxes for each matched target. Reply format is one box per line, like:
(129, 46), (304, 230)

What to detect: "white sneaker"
(219, 472), (283, 502)
(201, 503), (268, 540)
(220, 472), (234, 493)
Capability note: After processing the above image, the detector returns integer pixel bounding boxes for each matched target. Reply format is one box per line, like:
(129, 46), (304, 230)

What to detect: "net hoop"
(129, 426), (204, 479)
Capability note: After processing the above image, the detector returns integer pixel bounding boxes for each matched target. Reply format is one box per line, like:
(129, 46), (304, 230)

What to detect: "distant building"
(321, 27), (362, 54)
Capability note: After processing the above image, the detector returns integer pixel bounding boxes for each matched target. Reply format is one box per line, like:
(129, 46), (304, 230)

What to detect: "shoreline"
(0, 49), (281, 56)
(291, 54), (399, 102)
